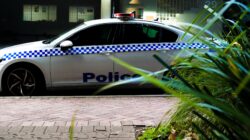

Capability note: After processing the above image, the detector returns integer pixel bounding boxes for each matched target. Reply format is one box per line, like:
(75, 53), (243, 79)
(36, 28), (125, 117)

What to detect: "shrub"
(101, 0), (250, 139)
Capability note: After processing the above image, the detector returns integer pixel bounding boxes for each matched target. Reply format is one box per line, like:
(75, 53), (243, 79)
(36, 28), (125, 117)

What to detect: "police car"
(0, 13), (209, 96)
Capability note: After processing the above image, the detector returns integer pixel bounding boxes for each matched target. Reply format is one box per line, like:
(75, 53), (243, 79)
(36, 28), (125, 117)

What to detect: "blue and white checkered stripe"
(2, 43), (208, 61)
(2, 49), (51, 60)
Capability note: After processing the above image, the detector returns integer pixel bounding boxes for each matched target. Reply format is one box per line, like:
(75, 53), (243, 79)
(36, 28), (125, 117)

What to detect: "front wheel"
(3, 67), (40, 96)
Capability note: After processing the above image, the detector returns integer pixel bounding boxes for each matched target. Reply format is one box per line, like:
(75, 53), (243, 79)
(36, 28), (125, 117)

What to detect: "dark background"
(0, 0), (104, 45)
(0, 0), (248, 46)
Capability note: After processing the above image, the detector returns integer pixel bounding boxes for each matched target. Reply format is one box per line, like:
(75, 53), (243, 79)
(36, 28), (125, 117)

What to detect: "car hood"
(0, 41), (48, 57)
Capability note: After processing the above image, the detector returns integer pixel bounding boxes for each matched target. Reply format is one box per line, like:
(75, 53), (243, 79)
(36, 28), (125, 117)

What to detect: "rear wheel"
(3, 66), (43, 96)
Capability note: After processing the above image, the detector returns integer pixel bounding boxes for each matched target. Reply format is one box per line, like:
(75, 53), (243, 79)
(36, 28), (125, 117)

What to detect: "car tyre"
(3, 66), (43, 96)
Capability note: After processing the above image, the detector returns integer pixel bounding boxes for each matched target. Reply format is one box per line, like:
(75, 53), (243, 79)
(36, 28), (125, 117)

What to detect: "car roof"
(84, 18), (165, 27)
(80, 18), (183, 35)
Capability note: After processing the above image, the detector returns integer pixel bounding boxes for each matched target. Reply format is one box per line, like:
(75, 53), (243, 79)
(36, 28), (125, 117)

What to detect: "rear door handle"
(100, 51), (113, 56)
(156, 48), (167, 53)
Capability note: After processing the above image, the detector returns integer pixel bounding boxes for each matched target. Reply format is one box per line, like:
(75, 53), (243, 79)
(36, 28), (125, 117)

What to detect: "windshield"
(42, 23), (85, 44)
(42, 35), (60, 44)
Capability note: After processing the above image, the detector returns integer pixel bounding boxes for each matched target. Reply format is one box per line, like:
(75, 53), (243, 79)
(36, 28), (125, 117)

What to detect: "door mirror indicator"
(60, 40), (73, 51)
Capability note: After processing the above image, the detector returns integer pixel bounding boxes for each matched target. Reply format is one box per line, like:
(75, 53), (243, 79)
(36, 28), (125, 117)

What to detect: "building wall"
(119, 0), (224, 34)
(101, 0), (112, 18)
(0, 0), (103, 43)
(0, 0), (239, 44)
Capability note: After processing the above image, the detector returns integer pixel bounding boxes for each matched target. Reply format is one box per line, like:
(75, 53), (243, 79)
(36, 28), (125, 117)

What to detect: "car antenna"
(154, 18), (159, 21)
(131, 11), (136, 18)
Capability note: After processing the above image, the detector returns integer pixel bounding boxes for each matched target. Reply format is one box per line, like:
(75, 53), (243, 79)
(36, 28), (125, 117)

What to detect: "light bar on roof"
(114, 13), (134, 20)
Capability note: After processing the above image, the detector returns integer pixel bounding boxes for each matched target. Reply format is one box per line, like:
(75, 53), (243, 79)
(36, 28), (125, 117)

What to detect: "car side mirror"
(60, 40), (73, 51)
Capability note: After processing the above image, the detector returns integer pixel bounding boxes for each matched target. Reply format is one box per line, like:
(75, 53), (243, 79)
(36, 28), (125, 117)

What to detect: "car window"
(121, 24), (155, 44)
(121, 24), (144, 44)
(68, 24), (118, 46)
(142, 26), (159, 39)
(120, 23), (178, 44)
(160, 28), (178, 42)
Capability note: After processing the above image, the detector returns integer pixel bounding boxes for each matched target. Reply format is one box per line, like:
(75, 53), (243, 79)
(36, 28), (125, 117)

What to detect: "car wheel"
(4, 67), (40, 96)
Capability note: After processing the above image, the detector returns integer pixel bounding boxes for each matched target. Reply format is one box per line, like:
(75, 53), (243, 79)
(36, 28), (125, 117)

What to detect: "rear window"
(161, 28), (179, 42)
(121, 23), (178, 44)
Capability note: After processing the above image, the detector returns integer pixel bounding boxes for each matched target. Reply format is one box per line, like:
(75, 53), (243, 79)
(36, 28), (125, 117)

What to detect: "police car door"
(113, 23), (179, 83)
(51, 24), (118, 87)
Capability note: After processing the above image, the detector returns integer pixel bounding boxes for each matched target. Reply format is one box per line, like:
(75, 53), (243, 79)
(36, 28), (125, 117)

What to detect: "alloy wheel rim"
(7, 68), (36, 96)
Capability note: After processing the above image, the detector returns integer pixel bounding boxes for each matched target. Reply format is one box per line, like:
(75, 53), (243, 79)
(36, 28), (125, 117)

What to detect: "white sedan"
(0, 14), (209, 96)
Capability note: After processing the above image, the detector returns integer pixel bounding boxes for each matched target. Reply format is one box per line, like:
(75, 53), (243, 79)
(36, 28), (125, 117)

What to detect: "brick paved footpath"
(0, 96), (178, 140)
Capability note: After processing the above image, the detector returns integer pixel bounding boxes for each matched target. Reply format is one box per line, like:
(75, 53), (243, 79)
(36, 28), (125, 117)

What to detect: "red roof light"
(114, 13), (134, 20)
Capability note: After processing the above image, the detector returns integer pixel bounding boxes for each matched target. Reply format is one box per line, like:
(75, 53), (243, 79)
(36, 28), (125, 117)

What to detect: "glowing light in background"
(143, 11), (157, 21)
(129, 0), (140, 5)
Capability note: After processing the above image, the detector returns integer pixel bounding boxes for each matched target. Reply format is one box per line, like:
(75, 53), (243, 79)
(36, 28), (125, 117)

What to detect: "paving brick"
(0, 126), (9, 133)
(96, 132), (109, 139)
(122, 126), (135, 133)
(143, 120), (156, 126)
(86, 132), (97, 139)
(54, 121), (66, 126)
(59, 133), (70, 139)
(35, 135), (53, 139)
(105, 125), (111, 132)
(0, 131), (8, 135)
(57, 138), (68, 140)
(43, 122), (55, 126)
(89, 121), (100, 126)
(66, 121), (77, 127)
(79, 138), (95, 140)
(77, 121), (88, 126)
(95, 126), (106, 131)
(108, 138), (135, 140)
(57, 126), (69, 133)
(21, 121), (33, 126)
(39, 139), (58, 140)
(15, 134), (33, 139)
(0, 122), (11, 127)
(121, 121), (133, 126)
(82, 126), (94, 133)
(110, 121), (121, 126)
(72, 126), (82, 133)
(21, 126), (35, 133)
(47, 133), (62, 137)
(100, 121), (111, 127)
(111, 138), (135, 140)
(38, 138), (58, 140)
(32, 126), (46, 135)
(73, 133), (89, 139)
(0, 135), (15, 139)
(45, 126), (58, 134)
(32, 121), (44, 126)
(110, 126), (122, 133)
(132, 120), (146, 127)
(8, 122), (22, 126)
(109, 133), (135, 138)
(8, 126), (23, 134)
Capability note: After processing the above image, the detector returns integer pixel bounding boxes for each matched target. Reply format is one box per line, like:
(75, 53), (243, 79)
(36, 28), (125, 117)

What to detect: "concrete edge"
(0, 95), (173, 99)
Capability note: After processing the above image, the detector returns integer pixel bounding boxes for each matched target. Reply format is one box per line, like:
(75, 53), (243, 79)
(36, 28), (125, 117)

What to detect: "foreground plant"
(100, 0), (250, 139)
